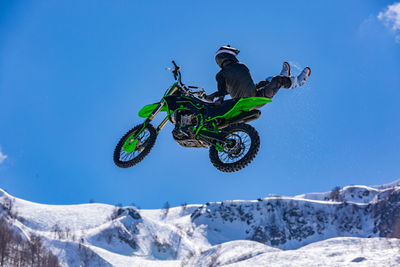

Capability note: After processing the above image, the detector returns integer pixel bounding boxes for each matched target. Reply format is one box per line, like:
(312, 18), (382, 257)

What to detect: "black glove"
(204, 94), (215, 102)
(214, 96), (224, 105)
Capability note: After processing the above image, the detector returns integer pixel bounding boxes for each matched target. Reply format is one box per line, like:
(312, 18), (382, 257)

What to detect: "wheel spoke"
(121, 153), (130, 161)
(114, 124), (157, 168)
(118, 129), (152, 162)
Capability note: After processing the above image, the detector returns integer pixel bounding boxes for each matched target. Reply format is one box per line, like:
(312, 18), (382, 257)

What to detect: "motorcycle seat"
(202, 98), (239, 120)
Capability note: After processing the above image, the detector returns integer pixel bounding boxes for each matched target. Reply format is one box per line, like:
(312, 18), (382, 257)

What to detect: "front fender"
(138, 103), (168, 118)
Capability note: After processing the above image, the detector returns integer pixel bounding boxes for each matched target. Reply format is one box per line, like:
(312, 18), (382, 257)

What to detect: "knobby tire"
(209, 123), (260, 172)
(113, 124), (157, 168)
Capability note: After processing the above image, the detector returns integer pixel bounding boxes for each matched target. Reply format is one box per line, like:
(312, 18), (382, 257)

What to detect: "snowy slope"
(194, 237), (400, 267)
(1, 180), (400, 266)
(372, 178), (400, 189)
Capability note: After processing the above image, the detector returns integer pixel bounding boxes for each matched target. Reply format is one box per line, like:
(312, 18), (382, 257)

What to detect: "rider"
(205, 45), (311, 103)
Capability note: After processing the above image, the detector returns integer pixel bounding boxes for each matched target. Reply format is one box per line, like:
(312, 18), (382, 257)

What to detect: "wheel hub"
(224, 136), (243, 156)
(123, 137), (139, 153)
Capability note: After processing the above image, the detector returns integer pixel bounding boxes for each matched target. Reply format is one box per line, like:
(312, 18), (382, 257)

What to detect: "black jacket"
(215, 54), (256, 99)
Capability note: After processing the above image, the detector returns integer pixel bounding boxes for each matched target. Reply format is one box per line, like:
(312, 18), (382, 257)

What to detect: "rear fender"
(207, 97), (271, 122)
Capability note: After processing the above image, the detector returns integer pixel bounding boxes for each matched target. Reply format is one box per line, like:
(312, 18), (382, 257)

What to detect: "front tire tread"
(113, 124), (157, 168)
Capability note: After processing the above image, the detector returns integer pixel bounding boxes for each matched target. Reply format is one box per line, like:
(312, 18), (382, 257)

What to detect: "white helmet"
(215, 45), (240, 68)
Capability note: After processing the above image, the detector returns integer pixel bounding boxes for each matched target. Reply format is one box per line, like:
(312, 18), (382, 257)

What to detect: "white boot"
(280, 61), (291, 77)
(289, 67), (311, 89)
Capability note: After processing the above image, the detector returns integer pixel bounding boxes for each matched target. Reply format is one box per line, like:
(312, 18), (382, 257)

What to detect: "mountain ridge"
(0, 180), (399, 266)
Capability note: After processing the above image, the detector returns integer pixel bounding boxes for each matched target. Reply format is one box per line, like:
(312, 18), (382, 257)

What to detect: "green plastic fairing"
(138, 103), (168, 118)
(138, 82), (178, 118)
(207, 97), (271, 121)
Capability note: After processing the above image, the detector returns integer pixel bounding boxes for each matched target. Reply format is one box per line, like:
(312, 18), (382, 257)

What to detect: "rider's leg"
(289, 67), (311, 89)
(256, 75), (291, 98)
(256, 66), (311, 98)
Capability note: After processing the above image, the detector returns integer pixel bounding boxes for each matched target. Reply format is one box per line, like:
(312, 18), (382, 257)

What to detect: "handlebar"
(171, 60), (181, 81)
(167, 60), (206, 99)
(170, 60), (183, 84)
(172, 60), (179, 69)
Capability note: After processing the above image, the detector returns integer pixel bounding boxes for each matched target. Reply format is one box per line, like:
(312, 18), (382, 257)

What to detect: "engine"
(171, 109), (207, 148)
(171, 109), (196, 126)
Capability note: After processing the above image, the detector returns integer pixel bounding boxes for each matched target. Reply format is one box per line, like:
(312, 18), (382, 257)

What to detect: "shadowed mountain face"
(0, 181), (399, 266)
(190, 186), (400, 249)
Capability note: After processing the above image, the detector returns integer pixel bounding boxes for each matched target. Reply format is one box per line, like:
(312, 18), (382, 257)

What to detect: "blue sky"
(1, 0), (400, 208)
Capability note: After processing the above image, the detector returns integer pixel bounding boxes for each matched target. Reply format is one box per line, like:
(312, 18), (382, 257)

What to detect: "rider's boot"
(289, 67), (311, 89)
(280, 61), (291, 77)
(265, 62), (290, 82)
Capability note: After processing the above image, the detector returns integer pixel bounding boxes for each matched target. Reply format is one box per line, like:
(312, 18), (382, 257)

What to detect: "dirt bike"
(113, 61), (271, 172)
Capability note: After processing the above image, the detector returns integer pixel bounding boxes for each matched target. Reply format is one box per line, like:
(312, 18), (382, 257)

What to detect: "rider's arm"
(205, 71), (228, 102)
(216, 71), (227, 97)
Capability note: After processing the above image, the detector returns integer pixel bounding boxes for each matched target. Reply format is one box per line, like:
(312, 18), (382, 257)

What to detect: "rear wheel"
(209, 123), (260, 172)
(113, 123), (157, 168)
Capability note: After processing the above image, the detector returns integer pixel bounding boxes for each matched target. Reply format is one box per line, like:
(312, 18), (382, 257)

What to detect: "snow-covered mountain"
(1, 180), (400, 266)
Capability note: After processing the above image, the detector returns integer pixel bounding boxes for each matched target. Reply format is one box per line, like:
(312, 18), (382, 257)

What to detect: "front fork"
(156, 116), (169, 133)
(124, 86), (178, 153)
(142, 85), (179, 134)
(124, 101), (169, 153)
(140, 101), (168, 136)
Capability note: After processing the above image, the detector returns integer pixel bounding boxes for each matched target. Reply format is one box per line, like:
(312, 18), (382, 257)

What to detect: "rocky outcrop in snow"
(190, 185), (400, 249)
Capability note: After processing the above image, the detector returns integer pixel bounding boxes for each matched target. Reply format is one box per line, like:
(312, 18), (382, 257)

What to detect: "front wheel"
(209, 123), (260, 172)
(113, 123), (157, 168)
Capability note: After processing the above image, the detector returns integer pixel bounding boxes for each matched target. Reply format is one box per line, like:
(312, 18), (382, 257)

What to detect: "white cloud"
(378, 2), (400, 40)
(0, 149), (7, 164)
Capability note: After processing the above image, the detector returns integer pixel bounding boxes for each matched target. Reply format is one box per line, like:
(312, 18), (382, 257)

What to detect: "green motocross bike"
(113, 61), (272, 172)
